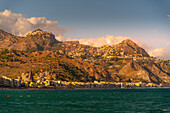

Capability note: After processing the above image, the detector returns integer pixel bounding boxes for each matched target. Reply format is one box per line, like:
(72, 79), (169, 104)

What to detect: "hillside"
(0, 29), (20, 48)
(0, 29), (169, 85)
(0, 50), (119, 82)
(118, 61), (159, 83)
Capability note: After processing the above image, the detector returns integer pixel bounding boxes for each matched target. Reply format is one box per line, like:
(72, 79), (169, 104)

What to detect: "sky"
(0, 0), (170, 59)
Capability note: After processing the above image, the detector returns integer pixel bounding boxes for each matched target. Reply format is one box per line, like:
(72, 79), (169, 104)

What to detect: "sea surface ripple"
(0, 88), (170, 113)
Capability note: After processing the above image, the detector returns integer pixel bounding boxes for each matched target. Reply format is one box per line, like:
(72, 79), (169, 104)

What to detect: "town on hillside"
(0, 29), (170, 89)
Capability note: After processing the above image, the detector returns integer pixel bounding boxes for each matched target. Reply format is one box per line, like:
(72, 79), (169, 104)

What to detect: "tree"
(110, 57), (118, 61)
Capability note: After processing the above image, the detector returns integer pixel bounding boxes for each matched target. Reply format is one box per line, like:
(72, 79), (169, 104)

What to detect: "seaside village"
(0, 70), (166, 89)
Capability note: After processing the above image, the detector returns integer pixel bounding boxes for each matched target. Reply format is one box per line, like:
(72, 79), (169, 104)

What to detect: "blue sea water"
(0, 88), (170, 113)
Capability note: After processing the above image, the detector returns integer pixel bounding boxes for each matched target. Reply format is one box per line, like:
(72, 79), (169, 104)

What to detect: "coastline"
(1, 87), (170, 90)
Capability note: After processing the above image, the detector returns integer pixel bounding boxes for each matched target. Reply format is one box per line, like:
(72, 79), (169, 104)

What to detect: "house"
(13, 79), (21, 87)
(1, 76), (21, 87)
(120, 51), (124, 56)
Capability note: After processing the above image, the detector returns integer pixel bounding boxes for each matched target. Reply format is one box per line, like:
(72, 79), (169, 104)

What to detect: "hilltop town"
(0, 29), (170, 89)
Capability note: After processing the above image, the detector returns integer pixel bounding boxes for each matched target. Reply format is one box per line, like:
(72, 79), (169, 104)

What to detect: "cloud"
(131, 38), (150, 50)
(72, 35), (149, 49)
(72, 35), (129, 47)
(148, 48), (170, 59)
(168, 15), (170, 18)
(166, 41), (170, 46)
(0, 10), (66, 40)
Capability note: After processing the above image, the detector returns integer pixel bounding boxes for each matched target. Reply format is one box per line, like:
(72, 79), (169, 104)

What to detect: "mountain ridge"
(0, 29), (149, 56)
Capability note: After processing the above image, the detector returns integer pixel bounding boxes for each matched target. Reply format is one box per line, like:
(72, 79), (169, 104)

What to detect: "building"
(0, 76), (21, 88)
(28, 71), (34, 82)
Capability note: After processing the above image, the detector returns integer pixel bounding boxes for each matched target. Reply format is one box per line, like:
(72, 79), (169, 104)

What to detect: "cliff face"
(118, 60), (170, 83)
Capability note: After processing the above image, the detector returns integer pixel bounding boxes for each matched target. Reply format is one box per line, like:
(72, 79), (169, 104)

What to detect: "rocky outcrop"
(0, 29), (60, 51)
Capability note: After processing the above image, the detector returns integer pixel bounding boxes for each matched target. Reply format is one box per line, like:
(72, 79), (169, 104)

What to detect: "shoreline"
(1, 87), (170, 90)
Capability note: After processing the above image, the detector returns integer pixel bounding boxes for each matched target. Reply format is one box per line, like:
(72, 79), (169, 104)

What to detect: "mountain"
(0, 29), (60, 51)
(0, 29), (149, 56)
(114, 39), (149, 57)
(0, 29), (20, 48)
(24, 29), (60, 51)
(0, 29), (169, 84)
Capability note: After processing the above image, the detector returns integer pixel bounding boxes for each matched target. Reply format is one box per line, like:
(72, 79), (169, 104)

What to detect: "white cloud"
(148, 48), (170, 59)
(72, 35), (149, 49)
(0, 10), (66, 40)
(72, 35), (129, 47)
(132, 38), (150, 50)
(167, 15), (170, 18)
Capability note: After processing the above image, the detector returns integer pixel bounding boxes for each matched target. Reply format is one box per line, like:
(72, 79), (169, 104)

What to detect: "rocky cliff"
(118, 61), (159, 83)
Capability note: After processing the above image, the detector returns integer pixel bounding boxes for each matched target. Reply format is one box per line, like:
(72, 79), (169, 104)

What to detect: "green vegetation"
(0, 63), (8, 66)
(0, 49), (9, 54)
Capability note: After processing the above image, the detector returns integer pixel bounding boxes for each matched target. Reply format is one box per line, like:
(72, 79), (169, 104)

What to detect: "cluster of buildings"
(0, 76), (21, 88)
(19, 71), (55, 87)
(61, 81), (165, 88)
(0, 68), (167, 89)
(15, 70), (165, 89)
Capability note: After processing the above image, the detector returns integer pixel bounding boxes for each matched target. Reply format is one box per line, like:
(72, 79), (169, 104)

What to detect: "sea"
(0, 88), (170, 113)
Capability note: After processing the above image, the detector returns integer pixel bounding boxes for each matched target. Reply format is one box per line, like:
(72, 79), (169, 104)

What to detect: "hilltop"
(115, 39), (149, 57)
(0, 29), (60, 51)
